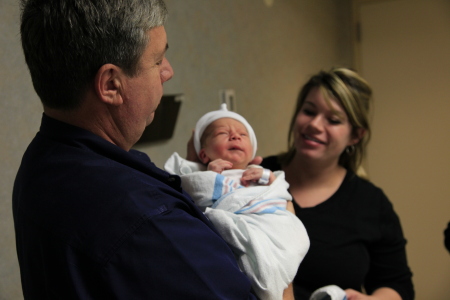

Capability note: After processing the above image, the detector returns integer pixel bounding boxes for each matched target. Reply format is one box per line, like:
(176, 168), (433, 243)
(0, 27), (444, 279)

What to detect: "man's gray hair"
(20, 0), (168, 110)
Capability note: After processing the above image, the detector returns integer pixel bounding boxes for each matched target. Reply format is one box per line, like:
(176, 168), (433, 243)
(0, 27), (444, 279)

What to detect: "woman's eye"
(302, 109), (315, 116)
(329, 118), (342, 125)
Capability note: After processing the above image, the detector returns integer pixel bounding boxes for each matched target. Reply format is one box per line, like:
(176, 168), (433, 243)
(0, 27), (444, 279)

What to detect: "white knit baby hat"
(193, 103), (257, 159)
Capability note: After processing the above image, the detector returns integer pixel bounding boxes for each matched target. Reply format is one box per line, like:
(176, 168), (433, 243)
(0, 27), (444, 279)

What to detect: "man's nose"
(161, 57), (174, 83)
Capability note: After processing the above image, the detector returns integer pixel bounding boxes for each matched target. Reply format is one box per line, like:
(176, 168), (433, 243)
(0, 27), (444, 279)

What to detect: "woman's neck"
(285, 155), (342, 183)
(283, 154), (346, 207)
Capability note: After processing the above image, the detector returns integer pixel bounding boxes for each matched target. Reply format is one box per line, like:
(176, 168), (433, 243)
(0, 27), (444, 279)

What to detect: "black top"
(261, 155), (414, 300)
(13, 114), (257, 299)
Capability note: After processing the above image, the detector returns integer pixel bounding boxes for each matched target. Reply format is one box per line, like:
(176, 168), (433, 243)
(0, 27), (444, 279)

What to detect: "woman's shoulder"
(342, 171), (396, 212)
(345, 170), (382, 192)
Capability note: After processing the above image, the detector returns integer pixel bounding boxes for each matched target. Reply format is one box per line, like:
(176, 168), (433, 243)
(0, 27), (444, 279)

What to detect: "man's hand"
(186, 130), (202, 163)
(248, 156), (263, 165)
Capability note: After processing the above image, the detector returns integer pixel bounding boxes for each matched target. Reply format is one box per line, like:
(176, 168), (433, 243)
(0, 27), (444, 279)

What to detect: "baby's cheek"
(204, 144), (226, 160)
(211, 144), (227, 154)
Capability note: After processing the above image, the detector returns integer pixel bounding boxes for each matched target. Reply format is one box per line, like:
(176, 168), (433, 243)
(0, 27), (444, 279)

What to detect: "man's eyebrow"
(155, 43), (169, 61)
(161, 43), (169, 55)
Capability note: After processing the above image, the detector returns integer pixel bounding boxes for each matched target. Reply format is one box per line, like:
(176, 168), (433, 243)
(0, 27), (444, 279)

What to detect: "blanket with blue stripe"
(164, 152), (310, 300)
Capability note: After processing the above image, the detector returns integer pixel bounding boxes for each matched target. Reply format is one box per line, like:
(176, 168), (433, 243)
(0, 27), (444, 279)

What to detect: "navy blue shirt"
(13, 114), (257, 299)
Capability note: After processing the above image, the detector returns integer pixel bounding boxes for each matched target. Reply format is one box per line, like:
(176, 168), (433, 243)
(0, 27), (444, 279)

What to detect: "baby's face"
(200, 118), (253, 169)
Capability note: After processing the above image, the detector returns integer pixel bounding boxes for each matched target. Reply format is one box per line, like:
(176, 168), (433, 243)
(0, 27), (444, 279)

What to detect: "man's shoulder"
(14, 136), (195, 258)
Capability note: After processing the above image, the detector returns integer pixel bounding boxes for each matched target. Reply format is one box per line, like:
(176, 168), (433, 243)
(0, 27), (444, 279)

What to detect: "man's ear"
(94, 64), (124, 106)
(198, 149), (210, 165)
(350, 128), (366, 146)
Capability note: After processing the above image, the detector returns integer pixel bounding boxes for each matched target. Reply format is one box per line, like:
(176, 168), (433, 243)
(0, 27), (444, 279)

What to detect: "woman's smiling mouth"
(303, 134), (325, 144)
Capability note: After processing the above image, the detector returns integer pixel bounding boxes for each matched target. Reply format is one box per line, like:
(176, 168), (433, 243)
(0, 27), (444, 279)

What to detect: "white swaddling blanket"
(165, 153), (310, 300)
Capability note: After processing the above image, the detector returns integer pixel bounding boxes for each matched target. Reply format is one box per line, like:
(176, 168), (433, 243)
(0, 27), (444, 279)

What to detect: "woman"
(261, 68), (414, 300)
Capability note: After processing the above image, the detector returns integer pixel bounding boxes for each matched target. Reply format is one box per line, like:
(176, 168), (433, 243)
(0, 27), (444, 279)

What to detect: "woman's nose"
(308, 115), (324, 131)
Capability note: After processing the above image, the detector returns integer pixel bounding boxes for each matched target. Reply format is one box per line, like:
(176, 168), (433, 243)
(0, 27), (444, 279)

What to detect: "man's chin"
(145, 113), (155, 126)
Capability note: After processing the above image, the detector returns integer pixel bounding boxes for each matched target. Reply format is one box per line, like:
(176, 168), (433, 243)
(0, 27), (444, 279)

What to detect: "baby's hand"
(207, 159), (233, 173)
(241, 167), (275, 187)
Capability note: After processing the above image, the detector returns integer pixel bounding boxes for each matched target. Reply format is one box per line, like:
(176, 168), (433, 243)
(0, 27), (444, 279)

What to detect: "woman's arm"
(345, 287), (401, 300)
(364, 190), (414, 300)
(283, 283), (295, 300)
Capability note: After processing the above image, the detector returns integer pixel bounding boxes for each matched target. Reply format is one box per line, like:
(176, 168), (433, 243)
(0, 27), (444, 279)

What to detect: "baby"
(165, 104), (310, 300)
(196, 108), (274, 187)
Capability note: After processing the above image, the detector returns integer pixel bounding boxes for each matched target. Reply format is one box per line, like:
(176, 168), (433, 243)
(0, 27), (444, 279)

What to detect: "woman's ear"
(350, 128), (366, 146)
(94, 64), (124, 106)
(198, 149), (210, 165)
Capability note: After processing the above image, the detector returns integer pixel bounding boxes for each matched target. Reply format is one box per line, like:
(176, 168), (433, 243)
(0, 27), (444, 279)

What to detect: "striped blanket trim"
(235, 199), (286, 214)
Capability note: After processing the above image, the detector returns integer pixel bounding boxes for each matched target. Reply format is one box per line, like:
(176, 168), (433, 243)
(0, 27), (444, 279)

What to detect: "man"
(13, 0), (258, 298)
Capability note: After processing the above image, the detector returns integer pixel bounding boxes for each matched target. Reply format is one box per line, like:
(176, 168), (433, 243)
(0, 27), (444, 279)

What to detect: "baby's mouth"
(229, 146), (243, 151)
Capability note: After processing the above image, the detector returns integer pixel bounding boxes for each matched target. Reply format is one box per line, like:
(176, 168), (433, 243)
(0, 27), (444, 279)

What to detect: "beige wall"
(0, 0), (352, 298)
(355, 0), (450, 298)
(0, 1), (43, 299)
(135, 0), (353, 166)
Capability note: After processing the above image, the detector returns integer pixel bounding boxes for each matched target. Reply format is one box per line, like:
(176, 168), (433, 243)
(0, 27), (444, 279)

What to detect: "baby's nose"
(230, 132), (241, 140)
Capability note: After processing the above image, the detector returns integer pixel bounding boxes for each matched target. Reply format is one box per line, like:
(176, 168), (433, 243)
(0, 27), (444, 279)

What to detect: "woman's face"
(293, 87), (359, 165)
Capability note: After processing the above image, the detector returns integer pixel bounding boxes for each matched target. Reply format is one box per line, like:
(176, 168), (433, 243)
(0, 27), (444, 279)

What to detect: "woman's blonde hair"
(279, 68), (372, 174)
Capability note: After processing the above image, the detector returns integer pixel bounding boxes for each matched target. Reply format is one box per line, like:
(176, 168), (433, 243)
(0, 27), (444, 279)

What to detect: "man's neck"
(43, 100), (131, 151)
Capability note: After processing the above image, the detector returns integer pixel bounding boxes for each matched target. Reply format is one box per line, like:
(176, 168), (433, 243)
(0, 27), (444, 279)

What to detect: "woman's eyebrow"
(303, 101), (316, 107)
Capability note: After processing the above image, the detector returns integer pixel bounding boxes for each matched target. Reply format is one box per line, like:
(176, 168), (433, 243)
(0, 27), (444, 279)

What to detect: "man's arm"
(103, 201), (258, 299)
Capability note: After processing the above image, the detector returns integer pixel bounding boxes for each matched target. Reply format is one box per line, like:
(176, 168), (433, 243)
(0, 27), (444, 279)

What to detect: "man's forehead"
(148, 26), (168, 53)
